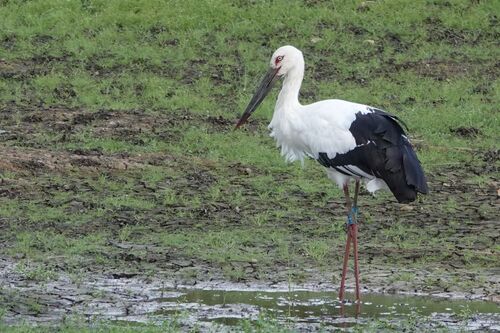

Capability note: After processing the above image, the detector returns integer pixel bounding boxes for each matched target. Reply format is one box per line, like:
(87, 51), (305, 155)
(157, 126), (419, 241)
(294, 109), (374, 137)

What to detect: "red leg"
(339, 226), (352, 302)
(352, 179), (361, 302)
(338, 180), (362, 313)
(339, 184), (352, 302)
(352, 223), (361, 302)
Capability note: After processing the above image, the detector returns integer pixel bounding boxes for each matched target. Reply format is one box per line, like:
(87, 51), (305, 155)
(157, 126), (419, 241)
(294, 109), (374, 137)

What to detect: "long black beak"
(235, 67), (280, 129)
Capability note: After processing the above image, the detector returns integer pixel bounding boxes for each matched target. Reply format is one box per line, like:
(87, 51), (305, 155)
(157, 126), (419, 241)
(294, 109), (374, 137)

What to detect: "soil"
(0, 257), (499, 331)
(0, 56), (499, 327)
(0, 103), (499, 325)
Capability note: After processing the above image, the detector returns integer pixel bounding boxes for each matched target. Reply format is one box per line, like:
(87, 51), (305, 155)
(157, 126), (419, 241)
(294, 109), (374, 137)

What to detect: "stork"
(235, 45), (428, 303)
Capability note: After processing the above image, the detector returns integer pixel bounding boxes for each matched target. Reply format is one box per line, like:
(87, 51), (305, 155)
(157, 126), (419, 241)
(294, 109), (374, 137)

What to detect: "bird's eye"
(275, 55), (284, 65)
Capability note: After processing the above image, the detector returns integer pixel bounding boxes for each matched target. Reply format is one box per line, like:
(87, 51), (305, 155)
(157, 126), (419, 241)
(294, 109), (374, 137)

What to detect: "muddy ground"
(0, 1), (498, 330)
(0, 101), (498, 328)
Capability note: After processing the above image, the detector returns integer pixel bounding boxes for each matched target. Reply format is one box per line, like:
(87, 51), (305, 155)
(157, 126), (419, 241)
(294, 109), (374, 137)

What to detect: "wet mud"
(0, 257), (499, 331)
(0, 99), (499, 330)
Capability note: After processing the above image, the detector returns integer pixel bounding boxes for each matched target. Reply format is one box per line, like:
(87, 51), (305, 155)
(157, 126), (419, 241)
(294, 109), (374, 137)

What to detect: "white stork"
(235, 45), (428, 302)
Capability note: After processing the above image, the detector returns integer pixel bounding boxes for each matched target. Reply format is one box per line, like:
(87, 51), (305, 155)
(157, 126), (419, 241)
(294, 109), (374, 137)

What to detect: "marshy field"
(0, 0), (498, 332)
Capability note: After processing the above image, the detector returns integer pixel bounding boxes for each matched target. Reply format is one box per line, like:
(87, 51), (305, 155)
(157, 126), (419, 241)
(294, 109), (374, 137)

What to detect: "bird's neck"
(269, 64), (307, 164)
(276, 66), (304, 112)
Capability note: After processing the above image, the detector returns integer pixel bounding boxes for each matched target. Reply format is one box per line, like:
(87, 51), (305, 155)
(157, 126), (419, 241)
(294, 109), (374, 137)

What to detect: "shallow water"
(154, 288), (500, 331)
(1, 265), (499, 331)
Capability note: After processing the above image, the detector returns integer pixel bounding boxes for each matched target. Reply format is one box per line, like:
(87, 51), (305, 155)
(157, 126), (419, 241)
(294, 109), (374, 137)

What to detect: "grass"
(0, 322), (184, 333)
(0, 313), (464, 333)
(0, 0), (499, 331)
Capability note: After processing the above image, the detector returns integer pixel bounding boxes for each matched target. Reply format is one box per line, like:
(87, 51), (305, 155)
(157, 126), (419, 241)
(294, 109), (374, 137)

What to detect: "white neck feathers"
(276, 63), (304, 111)
(269, 60), (307, 164)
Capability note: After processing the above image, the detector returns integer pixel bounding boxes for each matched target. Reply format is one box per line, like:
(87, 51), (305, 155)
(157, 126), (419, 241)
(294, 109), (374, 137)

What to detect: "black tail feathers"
(390, 143), (428, 203)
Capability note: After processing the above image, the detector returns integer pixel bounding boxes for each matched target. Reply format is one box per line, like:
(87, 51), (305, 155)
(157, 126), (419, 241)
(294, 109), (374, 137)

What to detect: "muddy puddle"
(137, 288), (500, 331)
(1, 266), (499, 331)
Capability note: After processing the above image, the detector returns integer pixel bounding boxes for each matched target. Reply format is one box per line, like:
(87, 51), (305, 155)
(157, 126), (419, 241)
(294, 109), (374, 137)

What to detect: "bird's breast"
(268, 117), (309, 163)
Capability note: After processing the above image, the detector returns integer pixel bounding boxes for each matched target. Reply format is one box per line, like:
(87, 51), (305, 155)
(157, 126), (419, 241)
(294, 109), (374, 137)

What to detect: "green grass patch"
(0, 1), (498, 321)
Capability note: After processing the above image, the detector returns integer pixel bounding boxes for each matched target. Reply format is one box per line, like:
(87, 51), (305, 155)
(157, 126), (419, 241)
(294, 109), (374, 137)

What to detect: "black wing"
(317, 108), (428, 203)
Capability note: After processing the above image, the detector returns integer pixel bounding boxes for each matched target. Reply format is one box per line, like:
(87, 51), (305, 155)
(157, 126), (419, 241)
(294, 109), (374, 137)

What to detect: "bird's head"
(235, 45), (303, 129)
(270, 45), (304, 77)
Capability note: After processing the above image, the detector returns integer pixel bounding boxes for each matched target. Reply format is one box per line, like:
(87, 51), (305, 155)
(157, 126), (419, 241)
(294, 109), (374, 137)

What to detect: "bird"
(235, 45), (428, 303)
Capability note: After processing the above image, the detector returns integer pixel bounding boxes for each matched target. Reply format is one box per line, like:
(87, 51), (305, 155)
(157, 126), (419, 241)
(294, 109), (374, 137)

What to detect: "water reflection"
(159, 289), (499, 326)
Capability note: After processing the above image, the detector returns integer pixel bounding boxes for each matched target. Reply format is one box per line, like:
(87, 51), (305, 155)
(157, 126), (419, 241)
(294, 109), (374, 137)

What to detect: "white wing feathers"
(269, 99), (373, 163)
